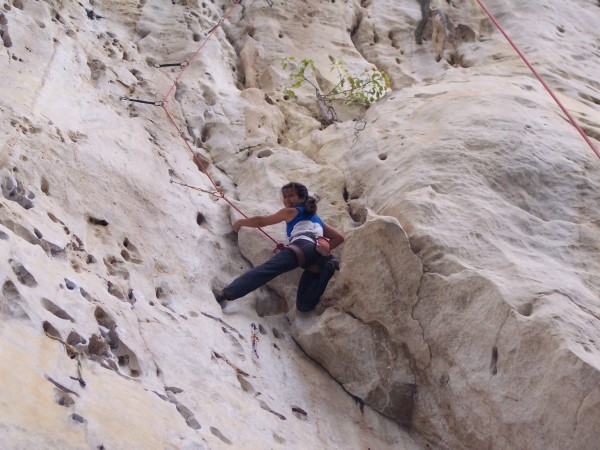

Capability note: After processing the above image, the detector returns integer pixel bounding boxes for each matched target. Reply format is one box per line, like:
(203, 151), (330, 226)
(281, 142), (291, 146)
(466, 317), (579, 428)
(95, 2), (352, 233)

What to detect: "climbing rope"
(169, 178), (221, 201)
(475, 0), (600, 161)
(122, 0), (282, 249)
(45, 332), (86, 387)
(161, 0), (243, 105)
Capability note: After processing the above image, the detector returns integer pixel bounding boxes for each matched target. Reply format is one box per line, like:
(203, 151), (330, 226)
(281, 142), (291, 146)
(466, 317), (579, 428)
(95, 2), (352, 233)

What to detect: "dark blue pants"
(223, 240), (336, 311)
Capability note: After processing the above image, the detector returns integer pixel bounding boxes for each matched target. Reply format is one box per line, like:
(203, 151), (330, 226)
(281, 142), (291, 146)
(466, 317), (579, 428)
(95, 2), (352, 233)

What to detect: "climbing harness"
(294, 232), (331, 257)
(44, 332), (86, 387)
(475, 0), (600, 160)
(250, 323), (260, 359)
(284, 243), (306, 267)
(315, 236), (331, 256)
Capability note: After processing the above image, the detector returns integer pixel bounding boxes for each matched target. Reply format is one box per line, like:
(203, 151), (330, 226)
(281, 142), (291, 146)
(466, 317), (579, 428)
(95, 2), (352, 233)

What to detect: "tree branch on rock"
(281, 57), (390, 126)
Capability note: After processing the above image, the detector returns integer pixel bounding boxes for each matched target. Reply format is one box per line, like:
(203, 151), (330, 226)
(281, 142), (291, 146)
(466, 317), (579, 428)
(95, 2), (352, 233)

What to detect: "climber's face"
(282, 188), (302, 208)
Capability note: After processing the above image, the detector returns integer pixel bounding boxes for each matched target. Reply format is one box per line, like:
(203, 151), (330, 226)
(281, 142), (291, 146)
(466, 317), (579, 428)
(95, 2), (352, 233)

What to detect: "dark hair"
(281, 182), (317, 216)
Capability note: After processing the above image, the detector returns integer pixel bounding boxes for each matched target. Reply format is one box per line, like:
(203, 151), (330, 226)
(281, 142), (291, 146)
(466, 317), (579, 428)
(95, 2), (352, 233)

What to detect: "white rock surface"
(1, 0), (599, 448)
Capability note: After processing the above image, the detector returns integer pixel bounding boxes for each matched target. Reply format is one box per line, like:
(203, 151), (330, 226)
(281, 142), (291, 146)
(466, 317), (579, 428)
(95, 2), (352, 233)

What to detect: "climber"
(214, 182), (345, 312)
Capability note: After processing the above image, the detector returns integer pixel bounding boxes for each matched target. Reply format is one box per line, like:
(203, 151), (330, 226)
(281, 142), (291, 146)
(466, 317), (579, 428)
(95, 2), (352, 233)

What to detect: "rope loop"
(45, 332), (86, 387)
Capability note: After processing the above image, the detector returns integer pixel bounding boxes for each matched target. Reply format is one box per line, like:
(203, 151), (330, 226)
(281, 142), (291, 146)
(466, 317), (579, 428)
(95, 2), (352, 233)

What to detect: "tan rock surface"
(1, 0), (600, 448)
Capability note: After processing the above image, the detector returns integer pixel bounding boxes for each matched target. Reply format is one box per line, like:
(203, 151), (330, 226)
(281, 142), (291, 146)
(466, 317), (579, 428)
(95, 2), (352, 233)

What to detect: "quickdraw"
(118, 0), (285, 250)
(154, 60), (189, 68)
(250, 323), (260, 359)
(119, 96), (163, 107)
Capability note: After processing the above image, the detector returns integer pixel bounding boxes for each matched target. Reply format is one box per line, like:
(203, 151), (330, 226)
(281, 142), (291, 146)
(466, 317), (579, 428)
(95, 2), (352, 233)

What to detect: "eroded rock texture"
(1, 0), (599, 448)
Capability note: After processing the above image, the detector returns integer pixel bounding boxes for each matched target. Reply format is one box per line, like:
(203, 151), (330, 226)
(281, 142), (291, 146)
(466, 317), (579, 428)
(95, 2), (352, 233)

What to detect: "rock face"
(294, 216), (427, 426)
(1, 0), (600, 448)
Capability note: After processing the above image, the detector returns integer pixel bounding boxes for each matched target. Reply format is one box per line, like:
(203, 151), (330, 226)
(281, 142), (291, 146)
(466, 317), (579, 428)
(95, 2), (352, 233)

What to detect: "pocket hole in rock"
(257, 149), (273, 158)
(70, 413), (86, 424)
(88, 216), (109, 226)
(490, 346), (498, 375)
(210, 427), (233, 445)
(41, 298), (75, 322)
(292, 406), (308, 420)
(43, 321), (61, 339)
(40, 177), (50, 194)
(64, 278), (78, 290)
(10, 260), (37, 287)
(67, 331), (86, 346)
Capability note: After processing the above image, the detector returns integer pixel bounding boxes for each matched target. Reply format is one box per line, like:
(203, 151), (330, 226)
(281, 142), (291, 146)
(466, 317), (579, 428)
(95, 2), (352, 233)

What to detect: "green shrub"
(281, 57), (391, 108)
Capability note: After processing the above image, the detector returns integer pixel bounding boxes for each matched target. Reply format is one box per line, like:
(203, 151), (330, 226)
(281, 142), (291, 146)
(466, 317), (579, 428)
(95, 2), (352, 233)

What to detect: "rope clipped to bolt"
(119, 0), (283, 251)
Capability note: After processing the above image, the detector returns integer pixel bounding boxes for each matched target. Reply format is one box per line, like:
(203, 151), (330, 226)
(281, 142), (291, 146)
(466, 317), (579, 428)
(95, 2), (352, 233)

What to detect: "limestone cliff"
(1, 0), (599, 449)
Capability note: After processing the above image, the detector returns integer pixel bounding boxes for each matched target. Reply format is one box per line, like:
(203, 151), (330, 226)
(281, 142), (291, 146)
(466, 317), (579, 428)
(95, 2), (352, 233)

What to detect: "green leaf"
(281, 55), (390, 108)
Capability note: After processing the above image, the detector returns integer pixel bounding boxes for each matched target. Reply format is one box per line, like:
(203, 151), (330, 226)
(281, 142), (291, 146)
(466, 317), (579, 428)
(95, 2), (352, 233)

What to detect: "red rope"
(475, 0), (600, 160)
(158, 0), (281, 247)
(162, 0), (242, 104)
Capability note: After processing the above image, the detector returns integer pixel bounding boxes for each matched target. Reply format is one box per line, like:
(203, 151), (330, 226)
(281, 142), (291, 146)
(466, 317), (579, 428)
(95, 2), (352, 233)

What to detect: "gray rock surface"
(1, 0), (599, 448)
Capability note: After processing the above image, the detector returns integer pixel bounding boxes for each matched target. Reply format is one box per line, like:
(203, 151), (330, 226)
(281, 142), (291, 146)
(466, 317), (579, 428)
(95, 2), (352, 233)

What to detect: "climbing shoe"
(326, 255), (340, 272)
(213, 289), (227, 307)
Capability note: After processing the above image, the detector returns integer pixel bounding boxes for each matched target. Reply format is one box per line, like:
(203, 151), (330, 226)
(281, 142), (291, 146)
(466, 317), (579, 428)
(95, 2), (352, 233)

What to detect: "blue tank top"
(286, 206), (324, 243)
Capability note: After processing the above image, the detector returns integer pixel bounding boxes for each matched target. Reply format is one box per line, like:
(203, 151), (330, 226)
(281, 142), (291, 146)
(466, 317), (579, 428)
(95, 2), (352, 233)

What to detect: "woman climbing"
(214, 182), (345, 312)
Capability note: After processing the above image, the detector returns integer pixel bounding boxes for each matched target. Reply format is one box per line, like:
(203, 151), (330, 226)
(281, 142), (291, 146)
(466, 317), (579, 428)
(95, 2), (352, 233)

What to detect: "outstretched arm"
(323, 223), (345, 250)
(233, 207), (298, 232)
